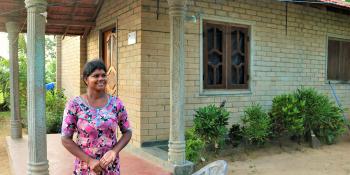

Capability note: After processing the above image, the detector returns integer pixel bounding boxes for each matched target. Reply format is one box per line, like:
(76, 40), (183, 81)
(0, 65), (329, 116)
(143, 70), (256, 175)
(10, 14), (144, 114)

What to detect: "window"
(328, 38), (350, 81)
(203, 21), (250, 89)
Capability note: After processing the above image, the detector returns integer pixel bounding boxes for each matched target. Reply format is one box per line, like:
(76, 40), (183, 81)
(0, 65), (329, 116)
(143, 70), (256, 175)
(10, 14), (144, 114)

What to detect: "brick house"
(1, 0), (349, 174)
(58, 0), (350, 149)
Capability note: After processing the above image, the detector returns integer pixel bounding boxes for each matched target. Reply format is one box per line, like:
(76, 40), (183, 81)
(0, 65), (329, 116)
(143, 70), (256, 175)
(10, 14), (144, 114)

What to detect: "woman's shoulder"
(108, 95), (125, 108)
(66, 96), (83, 107)
(109, 95), (123, 102)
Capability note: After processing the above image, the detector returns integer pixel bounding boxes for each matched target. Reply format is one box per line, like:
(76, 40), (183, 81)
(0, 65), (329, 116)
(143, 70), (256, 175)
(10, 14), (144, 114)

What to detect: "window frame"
(327, 37), (350, 83)
(202, 20), (250, 90)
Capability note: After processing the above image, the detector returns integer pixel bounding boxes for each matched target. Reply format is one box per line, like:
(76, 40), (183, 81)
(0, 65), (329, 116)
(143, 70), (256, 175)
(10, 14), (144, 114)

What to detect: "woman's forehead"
(91, 69), (106, 74)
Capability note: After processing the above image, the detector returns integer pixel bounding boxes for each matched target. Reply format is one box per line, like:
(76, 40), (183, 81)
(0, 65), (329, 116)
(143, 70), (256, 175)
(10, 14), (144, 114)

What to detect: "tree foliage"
(0, 34), (57, 110)
(45, 35), (56, 83)
(0, 56), (10, 110)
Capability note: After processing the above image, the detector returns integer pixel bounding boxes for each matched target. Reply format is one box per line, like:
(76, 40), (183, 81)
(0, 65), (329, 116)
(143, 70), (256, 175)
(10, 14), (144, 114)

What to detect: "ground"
(1, 111), (350, 175)
(0, 111), (11, 175)
(196, 134), (350, 175)
(230, 137), (350, 175)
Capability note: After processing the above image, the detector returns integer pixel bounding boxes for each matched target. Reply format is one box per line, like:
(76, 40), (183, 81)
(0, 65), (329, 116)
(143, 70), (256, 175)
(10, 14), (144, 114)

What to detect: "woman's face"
(85, 69), (107, 91)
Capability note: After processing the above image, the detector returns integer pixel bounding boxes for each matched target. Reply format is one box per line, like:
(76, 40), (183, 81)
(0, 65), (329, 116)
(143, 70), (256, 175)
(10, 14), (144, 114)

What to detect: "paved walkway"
(6, 134), (172, 175)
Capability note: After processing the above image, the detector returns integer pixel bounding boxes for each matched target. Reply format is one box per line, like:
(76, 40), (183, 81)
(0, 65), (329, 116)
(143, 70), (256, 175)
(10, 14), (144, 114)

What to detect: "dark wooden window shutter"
(227, 26), (249, 89)
(203, 22), (226, 89)
(341, 41), (350, 80)
(328, 40), (340, 80)
(203, 21), (250, 89)
(328, 39), (350, 81)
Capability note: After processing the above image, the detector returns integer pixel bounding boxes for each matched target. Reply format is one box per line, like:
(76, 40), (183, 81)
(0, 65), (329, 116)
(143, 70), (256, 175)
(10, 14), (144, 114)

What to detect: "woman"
(61, 59), (132, 175)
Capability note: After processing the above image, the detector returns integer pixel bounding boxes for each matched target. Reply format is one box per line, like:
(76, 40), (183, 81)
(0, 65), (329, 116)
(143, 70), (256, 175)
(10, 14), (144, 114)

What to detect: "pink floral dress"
(61, 95), (131, 175)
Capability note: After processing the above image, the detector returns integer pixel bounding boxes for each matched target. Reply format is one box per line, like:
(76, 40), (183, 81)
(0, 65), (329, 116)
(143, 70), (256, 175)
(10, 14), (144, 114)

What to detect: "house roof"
(318, 0), (350, 9)
(0, 0), (349, 36)
(0, 0), (104, 37)
(279, 0), (350, 11)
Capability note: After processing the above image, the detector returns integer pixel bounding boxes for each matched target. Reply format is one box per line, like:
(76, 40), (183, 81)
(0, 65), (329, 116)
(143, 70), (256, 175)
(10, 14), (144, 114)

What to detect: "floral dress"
(61, 95), (131, 175)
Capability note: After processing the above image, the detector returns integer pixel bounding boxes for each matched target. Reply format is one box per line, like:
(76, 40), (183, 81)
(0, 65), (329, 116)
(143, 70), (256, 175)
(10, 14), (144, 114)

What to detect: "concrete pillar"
(25, 0), (49, 174)
(167, 0), (193, 174)
(5, 21), (22, 139)
(56, 35), (62, 90)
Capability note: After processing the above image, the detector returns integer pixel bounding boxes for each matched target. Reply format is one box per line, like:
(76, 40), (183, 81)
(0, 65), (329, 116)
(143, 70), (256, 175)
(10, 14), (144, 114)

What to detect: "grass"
(0, 92), (3, 103)
(0, 110), (10, 159)
(0, 111), (10, 119)
(0, 111), (10, 133)
(0, 91), (5, 104)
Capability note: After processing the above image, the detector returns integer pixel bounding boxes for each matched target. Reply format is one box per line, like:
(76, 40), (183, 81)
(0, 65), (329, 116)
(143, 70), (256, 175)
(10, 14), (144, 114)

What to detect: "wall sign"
(128, 31), (136, 45)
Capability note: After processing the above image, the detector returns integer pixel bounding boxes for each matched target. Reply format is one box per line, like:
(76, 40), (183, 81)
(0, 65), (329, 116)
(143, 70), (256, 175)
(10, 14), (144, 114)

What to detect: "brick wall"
(139, 0), (350, 144)
(140, 0), (171, 143)
(81, 0), (350, 146)
(86, 0), (142, 147)
(80, 38), (87, 94)
(61, 36), (86, 98)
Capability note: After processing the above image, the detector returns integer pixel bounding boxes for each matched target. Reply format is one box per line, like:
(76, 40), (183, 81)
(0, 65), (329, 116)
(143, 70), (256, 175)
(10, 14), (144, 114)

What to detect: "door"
(103, 28), (118, 95)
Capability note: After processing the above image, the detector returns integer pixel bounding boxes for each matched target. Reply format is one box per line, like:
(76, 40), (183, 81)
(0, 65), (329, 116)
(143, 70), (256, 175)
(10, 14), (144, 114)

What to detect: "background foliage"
(0, 34), (64, 133)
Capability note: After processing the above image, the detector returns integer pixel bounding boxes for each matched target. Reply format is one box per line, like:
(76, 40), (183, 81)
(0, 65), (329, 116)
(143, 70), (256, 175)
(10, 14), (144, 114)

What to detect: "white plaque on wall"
(128, 31), (136, 45)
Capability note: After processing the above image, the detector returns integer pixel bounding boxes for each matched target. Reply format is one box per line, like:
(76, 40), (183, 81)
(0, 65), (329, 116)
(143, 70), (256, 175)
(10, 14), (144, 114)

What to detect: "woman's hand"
(88, 158), (103, 174)
(99, 150), (117, 169)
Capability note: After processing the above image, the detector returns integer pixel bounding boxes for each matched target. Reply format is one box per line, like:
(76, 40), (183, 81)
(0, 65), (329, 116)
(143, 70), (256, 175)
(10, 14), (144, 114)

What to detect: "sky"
(0, 32), (9, 59)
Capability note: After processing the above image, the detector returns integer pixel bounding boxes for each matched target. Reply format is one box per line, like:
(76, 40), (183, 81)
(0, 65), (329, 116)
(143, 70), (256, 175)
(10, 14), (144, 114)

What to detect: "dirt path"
(229, 135), (350, 175)
(0, 114), (11, 175)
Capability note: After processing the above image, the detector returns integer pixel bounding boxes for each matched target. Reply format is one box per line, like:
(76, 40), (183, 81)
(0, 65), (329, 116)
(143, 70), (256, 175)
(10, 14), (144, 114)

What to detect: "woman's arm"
(61, 137), (102, 173)
(112, 130), (132, 153)
(61, 136), (90, 163)
(99, 130), (132, 168)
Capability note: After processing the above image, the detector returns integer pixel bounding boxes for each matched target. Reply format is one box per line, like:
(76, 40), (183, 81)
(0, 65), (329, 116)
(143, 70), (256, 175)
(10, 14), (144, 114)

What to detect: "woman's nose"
(98, 76), (106, 80)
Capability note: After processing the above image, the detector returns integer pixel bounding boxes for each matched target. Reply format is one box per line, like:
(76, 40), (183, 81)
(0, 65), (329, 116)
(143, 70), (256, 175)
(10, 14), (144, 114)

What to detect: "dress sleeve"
(61, 98), (78, 138)
(116, 98), (131, 134)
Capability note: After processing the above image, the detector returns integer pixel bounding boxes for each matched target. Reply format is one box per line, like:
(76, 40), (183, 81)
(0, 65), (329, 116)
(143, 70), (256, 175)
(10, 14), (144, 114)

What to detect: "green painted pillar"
(5, 21), (22, 139)
(25, 0), (49, 174)
(167, 0), (193, 174)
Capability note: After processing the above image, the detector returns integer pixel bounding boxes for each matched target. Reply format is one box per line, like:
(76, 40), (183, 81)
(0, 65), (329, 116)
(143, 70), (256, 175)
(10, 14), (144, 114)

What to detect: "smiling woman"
(0, 32), (9, 59)
(61, 59), (132, 175)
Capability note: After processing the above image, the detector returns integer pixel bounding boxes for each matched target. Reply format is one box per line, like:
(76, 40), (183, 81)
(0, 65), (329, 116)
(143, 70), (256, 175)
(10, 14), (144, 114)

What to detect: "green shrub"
(271, 94), (305, 139)
(317, 105), (347, 144)
(241, 104), (271, 145)
(193, 104), (229, 150)
(18, 51), (27, 109)
(295, 87), (347, 144)
(228, 124), (243, 147)
(185, 129), (205, 163)
(0, 57), (10, 111)
(46, 89), (66, 133)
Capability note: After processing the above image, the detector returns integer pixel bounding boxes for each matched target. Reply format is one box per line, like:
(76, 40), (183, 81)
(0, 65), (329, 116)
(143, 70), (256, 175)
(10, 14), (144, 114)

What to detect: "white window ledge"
(199, 89), (252, 96)
(327, 80), (350, 84)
